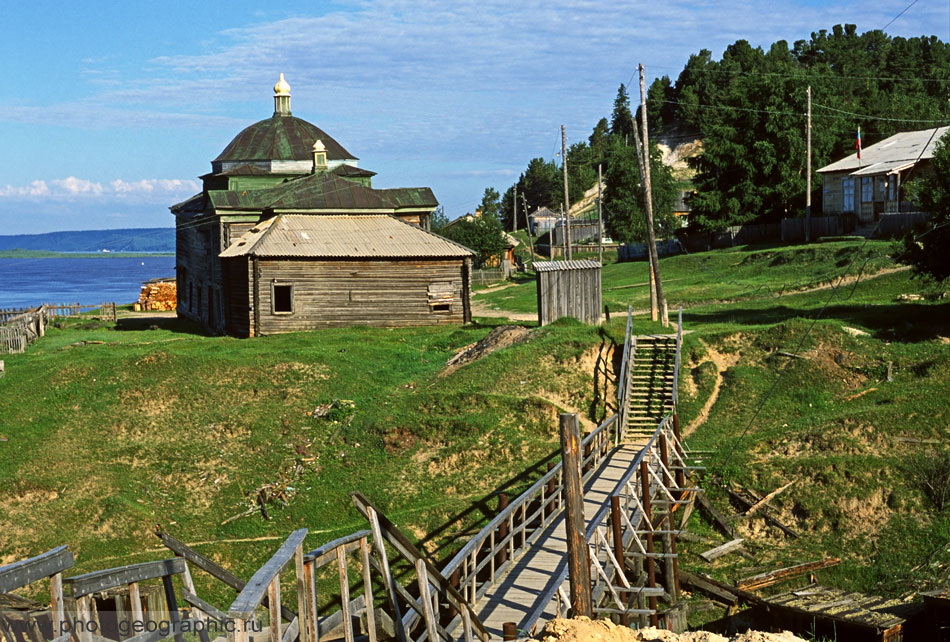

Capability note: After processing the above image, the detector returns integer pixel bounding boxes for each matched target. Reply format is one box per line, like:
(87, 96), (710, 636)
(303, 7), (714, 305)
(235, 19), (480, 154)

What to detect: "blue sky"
(0, 0), (946, 234)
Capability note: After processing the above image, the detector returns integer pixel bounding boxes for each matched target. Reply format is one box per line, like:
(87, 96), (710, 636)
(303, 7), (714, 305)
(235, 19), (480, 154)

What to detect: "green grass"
(476, 240), (895, 315)
(0, 314), (622, 607)
(3, 237), (948, 624)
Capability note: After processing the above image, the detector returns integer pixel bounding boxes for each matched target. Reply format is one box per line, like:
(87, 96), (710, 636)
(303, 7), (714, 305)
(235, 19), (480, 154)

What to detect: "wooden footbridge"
(1, 310), (699, 642)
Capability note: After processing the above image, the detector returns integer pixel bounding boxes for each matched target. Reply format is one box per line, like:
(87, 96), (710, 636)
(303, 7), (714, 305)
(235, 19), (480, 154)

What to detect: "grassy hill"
(1, 238), (947, 618)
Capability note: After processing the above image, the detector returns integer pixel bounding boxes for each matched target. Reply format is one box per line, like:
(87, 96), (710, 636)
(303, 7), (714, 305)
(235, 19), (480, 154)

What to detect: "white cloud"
(0, 180), (50, 197)
(0, 177), (199, 201)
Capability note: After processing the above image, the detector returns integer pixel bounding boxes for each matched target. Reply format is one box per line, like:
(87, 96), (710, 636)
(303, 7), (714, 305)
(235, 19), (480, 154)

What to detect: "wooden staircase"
(626, 335), (677, 439)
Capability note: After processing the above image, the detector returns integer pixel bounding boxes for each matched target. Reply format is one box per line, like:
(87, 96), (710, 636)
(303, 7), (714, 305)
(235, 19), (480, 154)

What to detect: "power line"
(813, 102), (950, 124)
(883, 0), (920, 31)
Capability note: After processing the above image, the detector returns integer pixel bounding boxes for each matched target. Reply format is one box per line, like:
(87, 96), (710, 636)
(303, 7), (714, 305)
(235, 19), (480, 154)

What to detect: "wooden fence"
(470, 268), (506, 285)
(552, 223), (602, 247)
(876, 211), (931, 237)
(0, 307), (47, 354)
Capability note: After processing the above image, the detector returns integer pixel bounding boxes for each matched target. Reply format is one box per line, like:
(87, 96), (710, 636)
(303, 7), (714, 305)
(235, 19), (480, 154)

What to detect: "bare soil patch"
(532, 618), (805, 642)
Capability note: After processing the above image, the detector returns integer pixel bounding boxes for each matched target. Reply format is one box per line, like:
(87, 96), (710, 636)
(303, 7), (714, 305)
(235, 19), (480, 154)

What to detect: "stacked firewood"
(136, 281), (177, 311)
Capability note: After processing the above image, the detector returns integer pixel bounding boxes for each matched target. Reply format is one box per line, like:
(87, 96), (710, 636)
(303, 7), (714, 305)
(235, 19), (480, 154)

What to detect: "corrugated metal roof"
(215, 115), (357, 163)
(818, 126), (948, 174)
(848, 159), (917, 176)
(220, 214), (474, 259)
(533, 260), (601, 272)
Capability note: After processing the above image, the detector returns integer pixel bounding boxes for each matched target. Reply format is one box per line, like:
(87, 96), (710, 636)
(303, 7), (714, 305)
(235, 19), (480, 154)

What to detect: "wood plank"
(0, 547), (73, 594)
(694, 492), (736, 538)
(742, 482), (794, 516)
(737, 558), (840, 592)
(66, 559), (184, 598)
(229, 529), (308, 619)
(699, 538), (744, 562)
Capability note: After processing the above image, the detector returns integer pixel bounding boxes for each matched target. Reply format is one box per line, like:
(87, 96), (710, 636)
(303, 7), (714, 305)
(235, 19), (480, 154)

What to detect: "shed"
(534, 260), (602, 326)
(219, 214), (474, 336)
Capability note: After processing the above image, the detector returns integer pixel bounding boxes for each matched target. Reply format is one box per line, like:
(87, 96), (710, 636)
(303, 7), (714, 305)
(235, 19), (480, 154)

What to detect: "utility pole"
(597, 164), (604, 265)
(522, 194), (535, 262)
(630, 111), (657, 320)
(805, 85), (812, 243)
(562, 125), (572, 260)
(639, 64), (668, 327)
(512, 185), (518, 232)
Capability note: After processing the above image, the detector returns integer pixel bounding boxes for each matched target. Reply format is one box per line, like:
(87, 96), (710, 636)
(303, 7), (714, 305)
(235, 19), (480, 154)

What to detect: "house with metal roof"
(817, 126), (948, 223)
(219, 215), (473, 336)
(172, 75), (463, 334)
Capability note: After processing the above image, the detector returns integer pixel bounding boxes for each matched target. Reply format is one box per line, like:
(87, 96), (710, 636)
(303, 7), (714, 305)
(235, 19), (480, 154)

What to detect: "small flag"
(856, 127), (862, 160)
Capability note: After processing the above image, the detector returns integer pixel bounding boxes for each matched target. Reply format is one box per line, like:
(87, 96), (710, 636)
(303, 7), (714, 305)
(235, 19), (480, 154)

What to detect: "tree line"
(467, 25), (949, 240)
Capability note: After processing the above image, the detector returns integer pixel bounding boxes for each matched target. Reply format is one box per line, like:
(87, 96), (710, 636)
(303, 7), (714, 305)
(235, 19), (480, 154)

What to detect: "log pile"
(136, 280), (176, 311)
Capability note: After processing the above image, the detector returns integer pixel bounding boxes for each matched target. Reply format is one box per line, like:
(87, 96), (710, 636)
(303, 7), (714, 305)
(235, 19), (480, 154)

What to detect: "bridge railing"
(615, 306), (634, 443)
(439, 413), (618, 610)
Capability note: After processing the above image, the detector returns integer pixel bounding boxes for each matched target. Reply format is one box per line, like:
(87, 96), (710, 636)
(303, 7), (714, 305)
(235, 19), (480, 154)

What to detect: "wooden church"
(172, 75), (473, 336)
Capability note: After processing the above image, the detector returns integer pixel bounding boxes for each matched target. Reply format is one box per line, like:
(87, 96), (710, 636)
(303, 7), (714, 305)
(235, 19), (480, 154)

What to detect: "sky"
(0, 0), (947, 234)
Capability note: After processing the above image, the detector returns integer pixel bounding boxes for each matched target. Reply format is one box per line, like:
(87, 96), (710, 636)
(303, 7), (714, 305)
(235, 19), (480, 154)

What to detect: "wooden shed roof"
(219, 214), (474, 259)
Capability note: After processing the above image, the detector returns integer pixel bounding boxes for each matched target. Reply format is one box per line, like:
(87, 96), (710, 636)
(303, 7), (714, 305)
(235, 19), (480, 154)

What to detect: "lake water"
(0, 256), (177, 309)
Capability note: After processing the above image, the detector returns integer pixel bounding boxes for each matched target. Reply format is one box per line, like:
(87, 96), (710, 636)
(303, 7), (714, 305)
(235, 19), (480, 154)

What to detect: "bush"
(909, 449), (950, 511)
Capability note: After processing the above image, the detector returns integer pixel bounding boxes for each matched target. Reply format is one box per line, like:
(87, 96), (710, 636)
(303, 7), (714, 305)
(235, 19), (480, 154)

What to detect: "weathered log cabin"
(219, 214), (472, 335)
(171, 74), (464, 334)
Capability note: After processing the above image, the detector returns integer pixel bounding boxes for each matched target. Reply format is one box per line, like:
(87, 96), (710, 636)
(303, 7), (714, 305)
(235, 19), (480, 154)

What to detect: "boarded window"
(428, 282), (454, 312)
(272, 284), (294, 314)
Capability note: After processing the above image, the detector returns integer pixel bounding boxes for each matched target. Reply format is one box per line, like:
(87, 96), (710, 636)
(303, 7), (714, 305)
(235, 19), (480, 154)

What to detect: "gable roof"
(219, 214), (473, 259)
(215, 115), (357, 163)
(818, 126), (949, 174)
(207, 173), (437, 213)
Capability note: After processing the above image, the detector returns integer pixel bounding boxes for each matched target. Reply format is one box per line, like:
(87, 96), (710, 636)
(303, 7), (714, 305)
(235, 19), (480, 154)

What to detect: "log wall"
(222, 258), (469, 336)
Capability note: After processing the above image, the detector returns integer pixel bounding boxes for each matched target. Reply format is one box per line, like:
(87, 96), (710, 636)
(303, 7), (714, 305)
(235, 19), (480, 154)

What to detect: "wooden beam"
(737, 558), (841, 592)
(560, 413), (593, 618)
(699, 538), (744, 562)
(743, 482), (795, 517)
(694, 492), (736, 538)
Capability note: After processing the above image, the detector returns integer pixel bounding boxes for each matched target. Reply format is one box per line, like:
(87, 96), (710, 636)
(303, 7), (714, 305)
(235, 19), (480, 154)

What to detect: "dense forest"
(482, 25), (950, 239)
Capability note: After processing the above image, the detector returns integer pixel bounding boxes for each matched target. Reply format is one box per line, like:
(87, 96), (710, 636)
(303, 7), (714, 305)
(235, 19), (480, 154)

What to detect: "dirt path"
(684, 338), (739, 437)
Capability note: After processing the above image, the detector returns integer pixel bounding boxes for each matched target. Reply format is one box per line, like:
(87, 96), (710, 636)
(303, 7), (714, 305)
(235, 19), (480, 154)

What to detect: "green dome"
(214, 115), (356, 163)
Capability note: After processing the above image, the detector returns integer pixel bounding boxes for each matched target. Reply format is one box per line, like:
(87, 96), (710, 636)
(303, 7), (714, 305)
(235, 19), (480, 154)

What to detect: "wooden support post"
(610, 496), (630, 626)
(640, 460), (658, 626)
(560, 413), (592, 618)
(496, 493), (509, 567)
(161, 574), (185, 642)
(336, 547), (354, 642)
(267, 578), (281, 642)
(366, 506), (408, 642)
(546, 462), (556, 518)
(303, 561), (319, 642)
(659, 434), (677, 608)
(414, 560), (438, 642)
(673, 414), (686, 492)
(50, 572), (65, 638)
(359, 538), (378, 642)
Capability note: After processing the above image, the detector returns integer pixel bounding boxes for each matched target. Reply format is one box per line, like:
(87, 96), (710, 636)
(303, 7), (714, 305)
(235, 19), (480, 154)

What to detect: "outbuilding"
(219, 214), (474, 336)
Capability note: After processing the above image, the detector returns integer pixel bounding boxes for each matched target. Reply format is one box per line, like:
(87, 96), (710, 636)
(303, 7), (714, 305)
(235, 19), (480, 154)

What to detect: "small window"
(272, 284), (294, 314)
(861, 176), (873, 202)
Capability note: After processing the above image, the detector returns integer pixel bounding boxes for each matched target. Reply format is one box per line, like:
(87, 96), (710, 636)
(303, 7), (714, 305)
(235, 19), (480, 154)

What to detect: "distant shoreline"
(0, 250), (175, 259)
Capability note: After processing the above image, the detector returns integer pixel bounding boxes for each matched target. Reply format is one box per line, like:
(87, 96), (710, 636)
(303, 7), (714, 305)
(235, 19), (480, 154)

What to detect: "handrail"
(673, 307), (683, 406)
(0, 545), (73, 594)
(303, 529), (371, 565)
(521, 411), (673, 630)
(65, 558), (186, 598)
(228, 528), (307, 619)
(615, 306), (634, 438)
